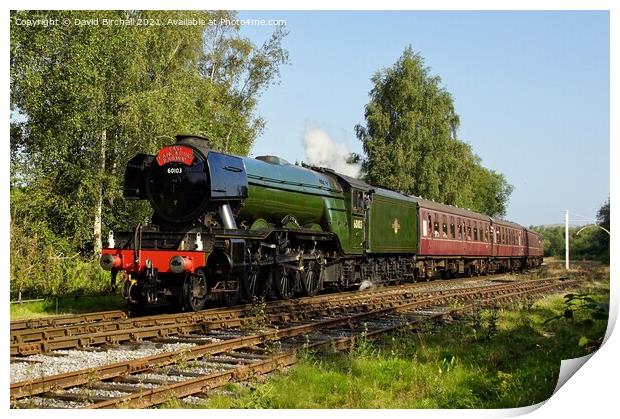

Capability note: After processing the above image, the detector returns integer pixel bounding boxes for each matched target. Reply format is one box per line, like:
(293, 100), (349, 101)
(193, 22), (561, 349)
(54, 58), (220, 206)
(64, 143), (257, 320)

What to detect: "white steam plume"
(302, 129), (361, 178)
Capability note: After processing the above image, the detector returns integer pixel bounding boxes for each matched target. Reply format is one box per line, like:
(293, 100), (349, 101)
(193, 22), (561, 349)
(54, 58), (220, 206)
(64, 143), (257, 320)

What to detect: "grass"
(170, 273), (609, 409)
(10, 294), (125, 320)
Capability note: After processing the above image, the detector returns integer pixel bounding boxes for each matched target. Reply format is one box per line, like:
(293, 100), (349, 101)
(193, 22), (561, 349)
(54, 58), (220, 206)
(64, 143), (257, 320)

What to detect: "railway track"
(11, 274), (540, 356)
(10, 310), (128, 333)
(11, 272), (540, 336)
(10, 275), (575, 409)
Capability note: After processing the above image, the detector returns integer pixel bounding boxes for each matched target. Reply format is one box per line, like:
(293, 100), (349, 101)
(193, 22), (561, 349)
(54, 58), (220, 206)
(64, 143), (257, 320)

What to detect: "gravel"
(13, 396), (88, 409)
(10, 341), (195, 383)
(64, 387), (130, 398)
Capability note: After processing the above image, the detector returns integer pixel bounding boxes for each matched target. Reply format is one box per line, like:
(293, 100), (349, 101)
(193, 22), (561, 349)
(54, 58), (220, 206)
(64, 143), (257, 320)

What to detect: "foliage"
(10, 10), (288, 297)
(242, 297), (271, 331)
(531, 198), (610, 263)
(545, 292), (609, 326)
(355, 46), (512, 217)
(592, 198), (610, 263)
(469, 308), (500, 341)
(10, 190), (111, 299)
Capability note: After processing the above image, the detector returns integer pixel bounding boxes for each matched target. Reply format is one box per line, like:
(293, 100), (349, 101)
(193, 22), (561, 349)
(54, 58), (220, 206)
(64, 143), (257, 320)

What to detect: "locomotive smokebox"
(122, 134), (249, 226)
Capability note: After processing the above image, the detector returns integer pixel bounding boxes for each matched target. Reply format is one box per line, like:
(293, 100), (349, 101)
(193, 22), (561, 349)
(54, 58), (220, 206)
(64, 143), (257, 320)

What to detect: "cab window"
(353, 191), (365, 212)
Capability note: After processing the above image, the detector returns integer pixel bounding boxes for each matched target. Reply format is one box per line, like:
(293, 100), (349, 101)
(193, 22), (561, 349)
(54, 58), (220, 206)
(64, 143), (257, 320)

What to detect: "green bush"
(10, 220), (110, 299)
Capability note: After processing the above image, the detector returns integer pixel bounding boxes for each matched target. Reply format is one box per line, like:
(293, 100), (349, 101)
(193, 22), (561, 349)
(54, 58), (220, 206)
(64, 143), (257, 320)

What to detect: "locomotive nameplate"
(156, 145), (195, 166)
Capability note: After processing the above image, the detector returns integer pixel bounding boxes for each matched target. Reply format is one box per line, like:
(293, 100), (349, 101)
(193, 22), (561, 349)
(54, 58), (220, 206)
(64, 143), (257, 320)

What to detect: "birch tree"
(356, 46), (512, 217)
(11, 10), (288, 255)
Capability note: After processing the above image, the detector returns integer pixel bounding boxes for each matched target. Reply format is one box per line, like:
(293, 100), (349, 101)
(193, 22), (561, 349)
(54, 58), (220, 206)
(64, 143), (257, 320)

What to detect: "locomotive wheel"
(301, 260), (323, 297)
(242, 268), (266, 300)
(222, 281), (239, 307)
(182, 270), (208, 311)
(274, 265), (297, 300)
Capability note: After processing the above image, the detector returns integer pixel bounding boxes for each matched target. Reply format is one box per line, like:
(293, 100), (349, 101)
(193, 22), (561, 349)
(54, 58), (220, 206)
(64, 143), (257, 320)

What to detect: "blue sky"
(239, 11), (610, 227)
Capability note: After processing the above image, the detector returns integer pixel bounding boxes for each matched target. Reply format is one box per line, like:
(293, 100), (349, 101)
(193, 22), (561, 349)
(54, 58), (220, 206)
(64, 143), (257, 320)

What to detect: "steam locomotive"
(100, 134), (543, 311)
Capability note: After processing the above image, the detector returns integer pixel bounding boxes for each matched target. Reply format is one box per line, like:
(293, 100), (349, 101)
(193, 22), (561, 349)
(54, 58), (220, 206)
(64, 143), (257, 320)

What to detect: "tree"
(593, 198), (610, 263)
(470, 166), (514, 219)
(531, 200), (610, 263)
(10, 10), (288, 256)
(355, 46), (512, 217)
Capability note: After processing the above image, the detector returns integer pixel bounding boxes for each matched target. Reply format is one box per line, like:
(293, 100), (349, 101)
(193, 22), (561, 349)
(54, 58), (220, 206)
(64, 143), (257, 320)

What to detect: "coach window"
(442, 215), (448, 238)
(467, 221), (472, 241)
(422, 212), (428, 236)
(433, 216), (440, 238)
(485, 226), (489, 242)
(457, 218), (463, 240)
(450, 217), (455, 239)
(473, 224), (478, 241)
(518, 232), (522, 246)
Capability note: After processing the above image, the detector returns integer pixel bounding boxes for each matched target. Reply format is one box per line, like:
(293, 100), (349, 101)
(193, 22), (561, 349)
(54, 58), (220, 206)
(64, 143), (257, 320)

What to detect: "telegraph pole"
(565, 210), (570, 270)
